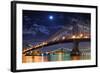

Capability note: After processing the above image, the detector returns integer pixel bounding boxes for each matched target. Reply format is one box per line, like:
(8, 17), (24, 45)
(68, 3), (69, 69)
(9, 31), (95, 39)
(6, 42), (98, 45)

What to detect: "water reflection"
(22, 48), (91, 63)
(22, 42), (91, 63)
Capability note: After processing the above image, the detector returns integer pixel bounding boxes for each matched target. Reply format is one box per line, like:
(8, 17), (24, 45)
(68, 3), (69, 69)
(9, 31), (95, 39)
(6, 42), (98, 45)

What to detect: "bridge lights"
(72, 34), (84, 39)
(62, 36), (66, 40)
(72, 35), (76, 39)
(42, 42), (48, 45)
(76, 36), (80, 39)
(84, 36), (88, 38)
(79, 33), (83, 37)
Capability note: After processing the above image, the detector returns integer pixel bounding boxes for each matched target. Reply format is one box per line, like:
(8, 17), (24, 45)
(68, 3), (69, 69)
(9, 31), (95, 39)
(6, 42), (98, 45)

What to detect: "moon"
(49, 15), (53, 20)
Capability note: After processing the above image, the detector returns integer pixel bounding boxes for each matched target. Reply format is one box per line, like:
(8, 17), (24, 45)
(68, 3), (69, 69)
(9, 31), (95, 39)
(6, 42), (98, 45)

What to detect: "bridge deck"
(23, 38), (90, 54)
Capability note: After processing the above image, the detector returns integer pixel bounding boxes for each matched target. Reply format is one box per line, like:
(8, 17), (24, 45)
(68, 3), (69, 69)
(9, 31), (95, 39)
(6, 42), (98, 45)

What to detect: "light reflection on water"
(22, 53), (91, 63)
(22, 55), (48, 63)
(22, 42), (91, 63)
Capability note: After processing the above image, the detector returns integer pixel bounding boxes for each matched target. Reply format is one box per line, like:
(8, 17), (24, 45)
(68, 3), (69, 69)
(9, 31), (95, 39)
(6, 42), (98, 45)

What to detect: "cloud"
(38, 25), (50, 35)
(23, 23), (50, 36)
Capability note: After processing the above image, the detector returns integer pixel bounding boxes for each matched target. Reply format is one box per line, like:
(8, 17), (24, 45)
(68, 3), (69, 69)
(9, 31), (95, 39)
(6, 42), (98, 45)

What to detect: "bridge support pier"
(71, 41), (81, 60)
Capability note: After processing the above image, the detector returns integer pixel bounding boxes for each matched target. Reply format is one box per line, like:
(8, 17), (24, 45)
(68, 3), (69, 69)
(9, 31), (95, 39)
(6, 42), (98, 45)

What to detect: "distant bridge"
(23, 37), (90, 54)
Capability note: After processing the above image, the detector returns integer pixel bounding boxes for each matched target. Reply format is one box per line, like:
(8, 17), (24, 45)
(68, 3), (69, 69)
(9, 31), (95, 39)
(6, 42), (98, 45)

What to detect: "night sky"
(23, 10), (91, 50)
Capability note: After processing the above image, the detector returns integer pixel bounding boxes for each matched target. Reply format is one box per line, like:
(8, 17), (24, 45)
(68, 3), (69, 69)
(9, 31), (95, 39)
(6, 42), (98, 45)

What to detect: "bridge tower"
(71, 19), (81, 60)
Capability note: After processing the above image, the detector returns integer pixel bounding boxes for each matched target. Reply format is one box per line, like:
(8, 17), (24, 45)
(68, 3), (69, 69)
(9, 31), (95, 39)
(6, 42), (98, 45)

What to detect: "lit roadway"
(23, 37), (90, 54)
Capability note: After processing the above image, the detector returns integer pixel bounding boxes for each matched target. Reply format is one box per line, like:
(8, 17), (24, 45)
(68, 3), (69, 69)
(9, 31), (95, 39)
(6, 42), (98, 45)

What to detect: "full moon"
(49, 16), (53, 20)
